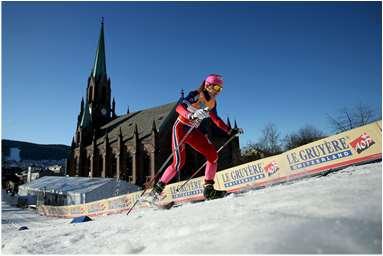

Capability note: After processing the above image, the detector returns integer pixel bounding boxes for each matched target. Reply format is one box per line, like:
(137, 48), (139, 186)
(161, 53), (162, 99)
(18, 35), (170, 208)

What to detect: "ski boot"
(145, 181), (166, 204)
(152, 181), (165, 197)
(148, 181), (176, 209)
(203, 180), (227, 200)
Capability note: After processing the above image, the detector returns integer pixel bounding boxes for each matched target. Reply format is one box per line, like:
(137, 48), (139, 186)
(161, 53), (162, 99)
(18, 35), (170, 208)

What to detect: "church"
(67, 20), (241, 188)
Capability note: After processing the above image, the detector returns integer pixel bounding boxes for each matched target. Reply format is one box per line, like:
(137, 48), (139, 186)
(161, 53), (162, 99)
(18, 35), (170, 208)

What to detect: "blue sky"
(2, 2), (382, 147)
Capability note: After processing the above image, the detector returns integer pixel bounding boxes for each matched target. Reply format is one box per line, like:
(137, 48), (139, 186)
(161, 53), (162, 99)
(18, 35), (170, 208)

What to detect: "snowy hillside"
(2, 162), (382, 254)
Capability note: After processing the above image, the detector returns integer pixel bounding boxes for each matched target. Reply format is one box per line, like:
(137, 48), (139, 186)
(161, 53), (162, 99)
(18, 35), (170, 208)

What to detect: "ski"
(149, 199), (176, 210)
(165, 189), (249, 208)
(131, 188), (249, 213)
(158, 201), (176, 210)
(139, 197), (176, 210)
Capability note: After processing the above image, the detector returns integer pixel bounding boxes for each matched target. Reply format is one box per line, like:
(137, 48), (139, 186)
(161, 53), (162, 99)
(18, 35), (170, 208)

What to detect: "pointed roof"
(80, 100), (92, 128)
(92, 18), (107, 80)
(97, 102), (177, 144)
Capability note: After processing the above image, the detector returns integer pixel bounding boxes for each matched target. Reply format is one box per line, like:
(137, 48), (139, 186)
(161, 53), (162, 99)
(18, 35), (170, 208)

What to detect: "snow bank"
(2, 162), (381, 254)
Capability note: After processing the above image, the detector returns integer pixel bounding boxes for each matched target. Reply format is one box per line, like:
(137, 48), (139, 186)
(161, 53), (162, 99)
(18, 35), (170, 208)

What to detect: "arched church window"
(125, 152), (133, 182)
(97, 156), (103, 177)
(111, 154), (117, 178)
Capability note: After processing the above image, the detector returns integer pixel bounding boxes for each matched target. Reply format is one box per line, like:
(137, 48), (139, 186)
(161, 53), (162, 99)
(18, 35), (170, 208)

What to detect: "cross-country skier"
(151, 74), (241, 200)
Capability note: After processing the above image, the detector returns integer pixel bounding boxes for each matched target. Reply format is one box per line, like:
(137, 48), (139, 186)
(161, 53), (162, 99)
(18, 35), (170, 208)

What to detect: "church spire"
(92, 17), (107, 80)
(226, 117), (232, 129)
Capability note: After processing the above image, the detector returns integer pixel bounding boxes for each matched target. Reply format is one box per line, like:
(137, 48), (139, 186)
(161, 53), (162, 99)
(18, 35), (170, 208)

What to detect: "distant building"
(2, 159), (67, 171)
(27, 171), (40, 183)
(67, 20), (241, 187)
(6, 148), (21, 162)
(18, 176), (140, 206)
(48, 165), (63, 174)
(2, 172), (23, 195)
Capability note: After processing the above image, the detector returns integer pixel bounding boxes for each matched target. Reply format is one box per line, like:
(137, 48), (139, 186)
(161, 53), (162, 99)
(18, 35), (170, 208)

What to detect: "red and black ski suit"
(159, 89), (231, 184)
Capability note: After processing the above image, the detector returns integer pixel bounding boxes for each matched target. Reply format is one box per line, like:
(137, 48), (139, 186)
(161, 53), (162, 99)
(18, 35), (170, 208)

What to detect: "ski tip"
(159, 201), (175, 210)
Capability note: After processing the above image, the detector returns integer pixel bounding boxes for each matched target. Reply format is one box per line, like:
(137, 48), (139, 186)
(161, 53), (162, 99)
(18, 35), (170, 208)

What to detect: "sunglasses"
(211, 84), (223, 92)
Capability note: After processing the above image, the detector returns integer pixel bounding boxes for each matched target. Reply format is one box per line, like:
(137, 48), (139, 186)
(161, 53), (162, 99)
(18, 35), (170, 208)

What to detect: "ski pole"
(126, 109), (209, 216)
(126, 123), (196, 216)
(175, 131), (242, 193)
(149, 107), (208, 186)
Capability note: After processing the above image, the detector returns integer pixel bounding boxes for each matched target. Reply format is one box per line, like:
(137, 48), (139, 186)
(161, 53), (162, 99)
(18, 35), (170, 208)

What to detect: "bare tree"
(258, 123), (282, 155)
(353, 102), (375, 127)
(327, 103), (378, 133)
(240, 142), (266, 163)
(240, 123), (282, 164)
(284, 125), (325, 150)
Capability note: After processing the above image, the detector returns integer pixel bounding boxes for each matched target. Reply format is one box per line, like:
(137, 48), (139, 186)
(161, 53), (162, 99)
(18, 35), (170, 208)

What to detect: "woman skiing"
(152, 74), (241, 200)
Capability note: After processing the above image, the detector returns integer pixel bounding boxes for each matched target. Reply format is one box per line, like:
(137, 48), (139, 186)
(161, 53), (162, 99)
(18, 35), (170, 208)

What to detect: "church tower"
(86, 18), (112, 131)
(71, 19), (114, 176)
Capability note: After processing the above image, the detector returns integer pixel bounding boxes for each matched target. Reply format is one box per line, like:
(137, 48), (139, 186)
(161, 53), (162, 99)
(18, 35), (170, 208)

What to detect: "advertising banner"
(163, 120), (382, 204)
(38, 191), (141, 218)
(38, 121), (382, 218)
(215, 120), (381, 193)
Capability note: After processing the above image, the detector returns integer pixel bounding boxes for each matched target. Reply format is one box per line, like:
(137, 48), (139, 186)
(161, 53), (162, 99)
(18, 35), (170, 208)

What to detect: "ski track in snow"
(1, 162), (382, 254)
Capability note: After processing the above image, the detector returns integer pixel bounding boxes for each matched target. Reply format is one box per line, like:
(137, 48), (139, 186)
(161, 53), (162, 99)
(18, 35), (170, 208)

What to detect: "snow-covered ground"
(2, 162), (382, 254)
